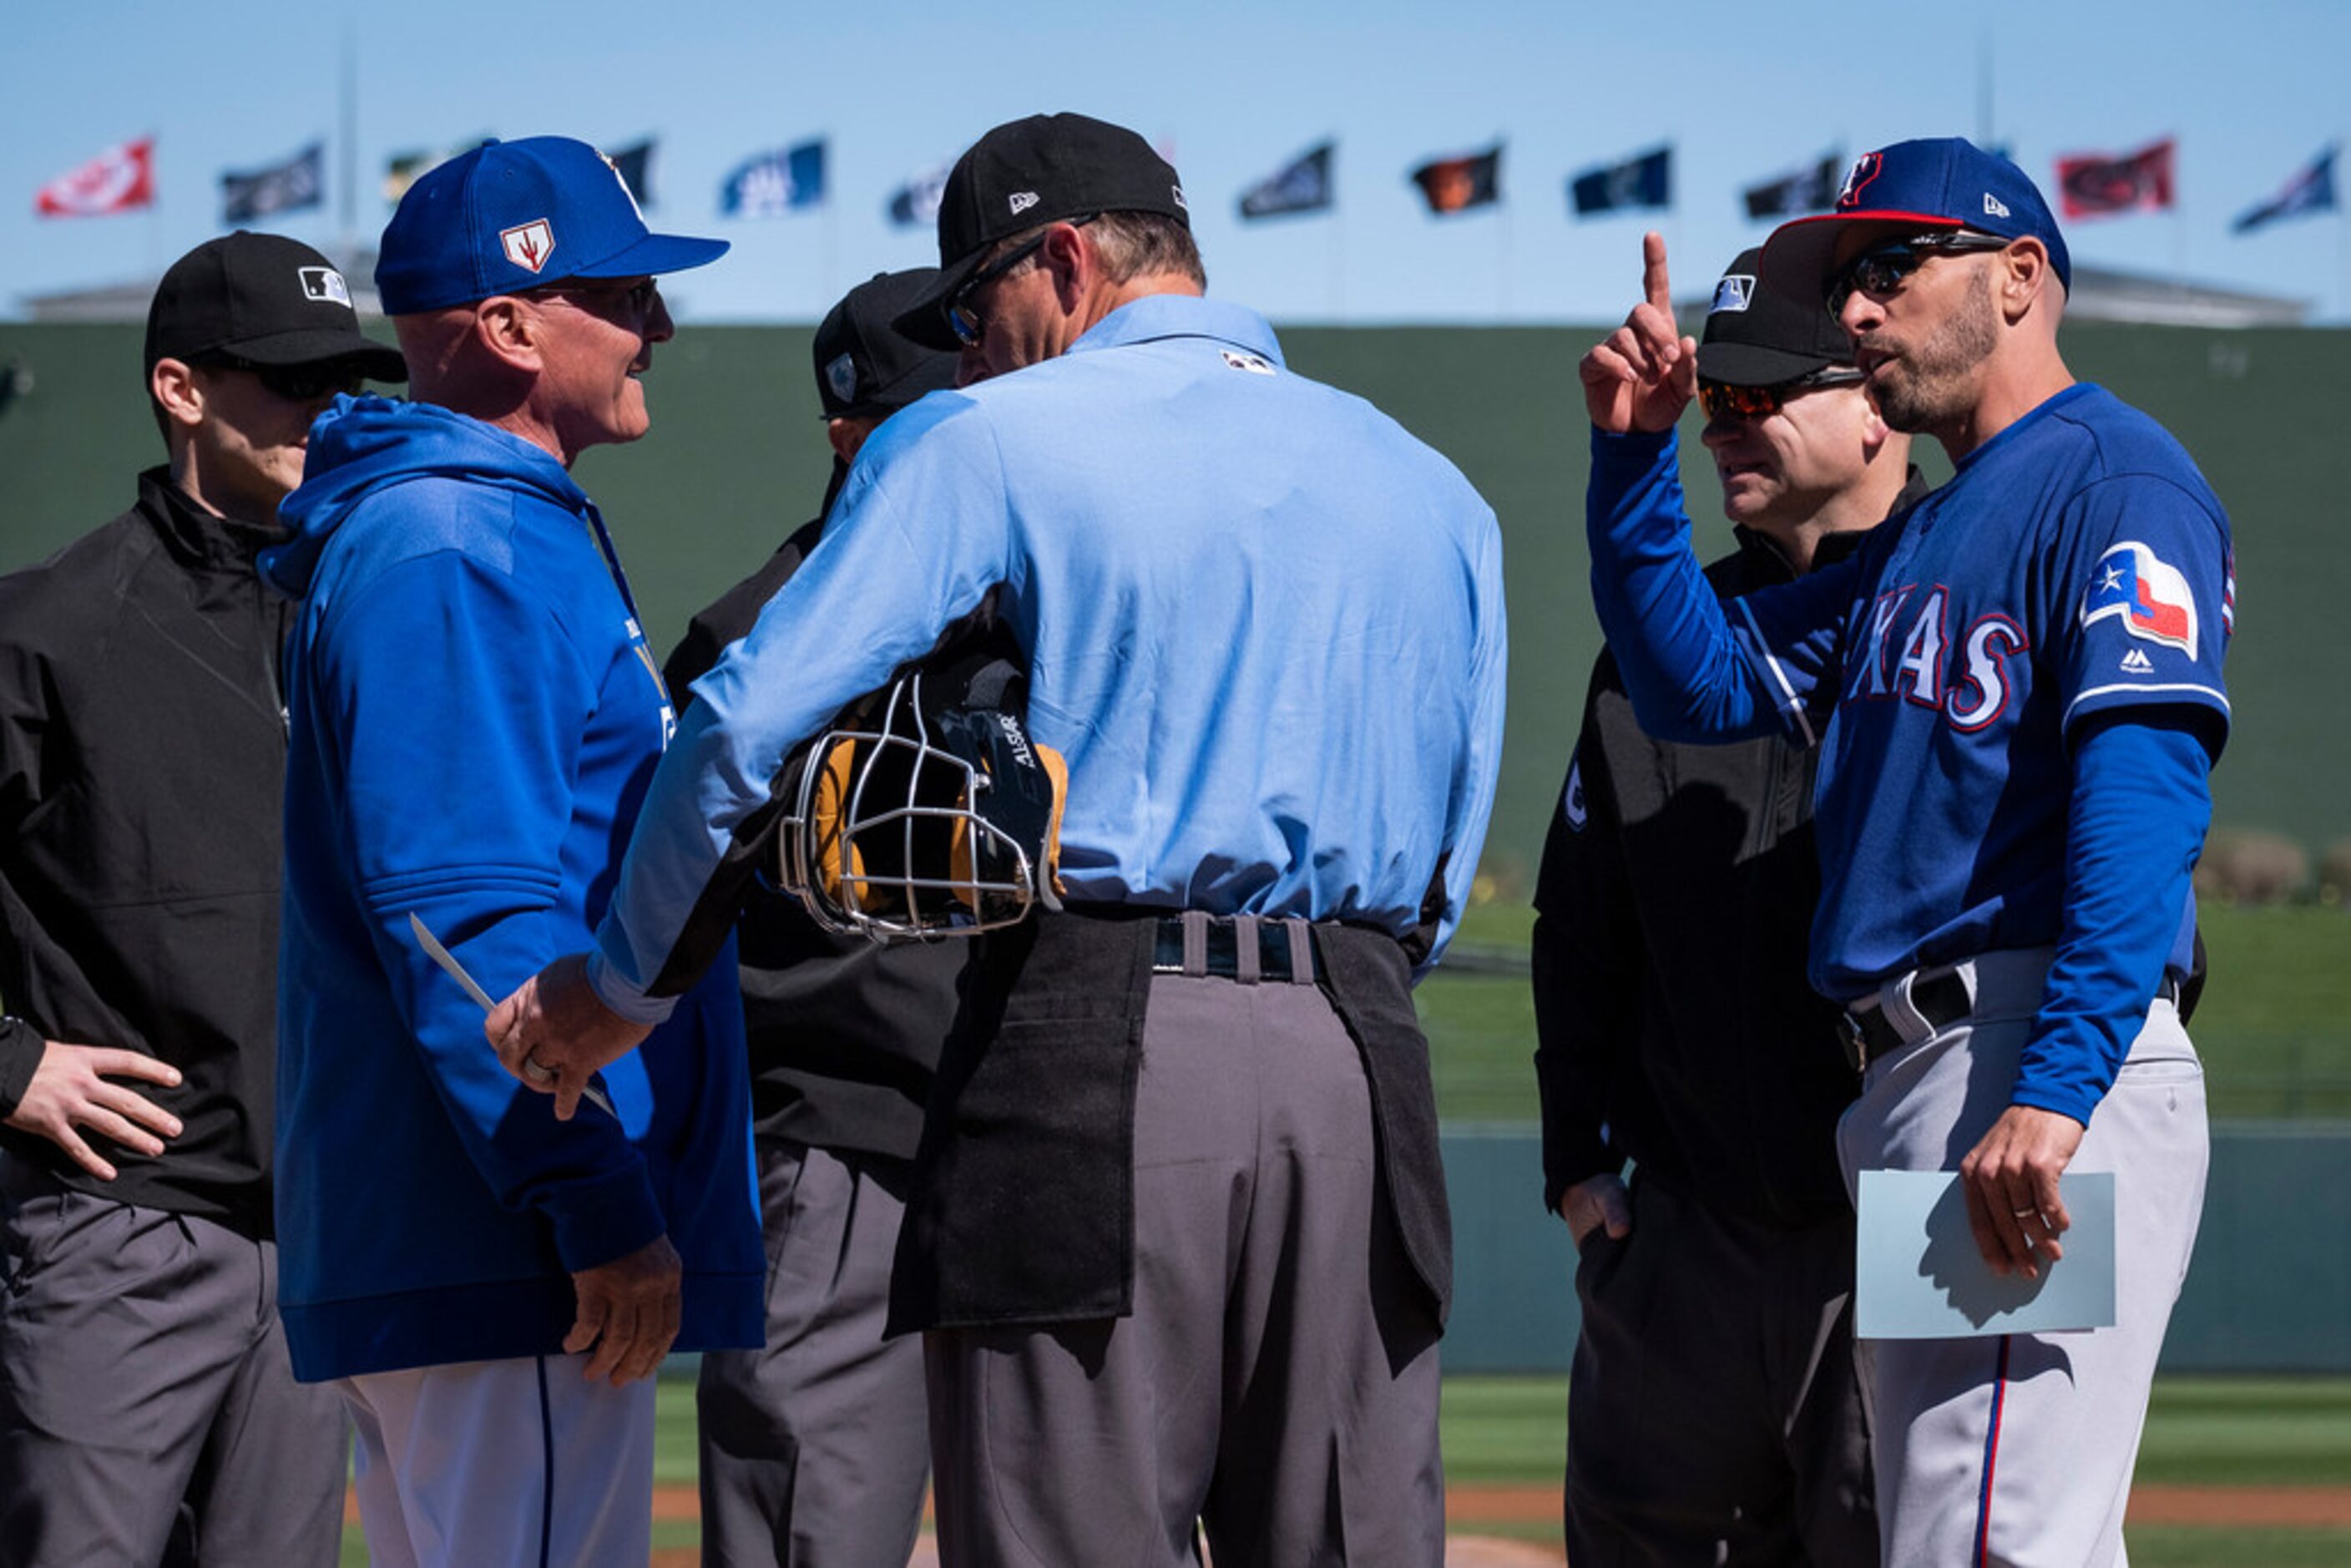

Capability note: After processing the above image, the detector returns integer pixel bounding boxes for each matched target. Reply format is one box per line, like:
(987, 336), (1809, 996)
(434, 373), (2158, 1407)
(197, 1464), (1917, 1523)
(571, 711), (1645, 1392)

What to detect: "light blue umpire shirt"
(589, 292), (1507, 1019)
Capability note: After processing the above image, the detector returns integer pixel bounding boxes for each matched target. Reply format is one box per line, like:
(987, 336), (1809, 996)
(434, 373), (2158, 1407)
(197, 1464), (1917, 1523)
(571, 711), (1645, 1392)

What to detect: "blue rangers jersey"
(1589, 382), (2232, 1007)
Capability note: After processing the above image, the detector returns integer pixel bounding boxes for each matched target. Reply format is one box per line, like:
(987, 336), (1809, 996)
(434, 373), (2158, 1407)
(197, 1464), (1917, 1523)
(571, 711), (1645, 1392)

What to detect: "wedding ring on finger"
(523, 1055), (556, 1085)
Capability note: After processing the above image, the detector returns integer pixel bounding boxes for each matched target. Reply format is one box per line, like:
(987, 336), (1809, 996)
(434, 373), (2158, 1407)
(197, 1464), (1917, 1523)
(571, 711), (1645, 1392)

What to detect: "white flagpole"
(339, 20), (358, 261)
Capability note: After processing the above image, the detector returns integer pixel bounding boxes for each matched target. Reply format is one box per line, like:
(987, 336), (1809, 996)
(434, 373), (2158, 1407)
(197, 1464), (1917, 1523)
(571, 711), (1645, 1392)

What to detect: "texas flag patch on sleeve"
(2080, 541), (2198, 660)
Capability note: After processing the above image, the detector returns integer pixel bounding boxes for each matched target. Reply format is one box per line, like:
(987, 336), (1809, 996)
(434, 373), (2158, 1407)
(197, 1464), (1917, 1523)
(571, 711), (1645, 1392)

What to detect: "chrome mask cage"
(779, 673), (1060, 941)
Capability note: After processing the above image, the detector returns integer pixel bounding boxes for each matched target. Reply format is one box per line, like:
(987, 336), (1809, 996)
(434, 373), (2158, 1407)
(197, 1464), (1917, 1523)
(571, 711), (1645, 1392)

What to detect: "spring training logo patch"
(2081, 541), (2198, 660)
(1710, 275), (1756, 315)
(500, 220), (555, 274)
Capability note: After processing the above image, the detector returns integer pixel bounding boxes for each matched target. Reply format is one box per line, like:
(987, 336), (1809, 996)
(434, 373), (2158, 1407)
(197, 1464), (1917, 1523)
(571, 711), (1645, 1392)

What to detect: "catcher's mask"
(778, 670), (1067, 939)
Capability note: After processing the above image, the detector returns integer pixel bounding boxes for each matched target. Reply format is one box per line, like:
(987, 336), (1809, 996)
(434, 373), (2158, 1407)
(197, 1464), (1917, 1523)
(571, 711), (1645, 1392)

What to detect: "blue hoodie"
(267, 395), (761, 1380)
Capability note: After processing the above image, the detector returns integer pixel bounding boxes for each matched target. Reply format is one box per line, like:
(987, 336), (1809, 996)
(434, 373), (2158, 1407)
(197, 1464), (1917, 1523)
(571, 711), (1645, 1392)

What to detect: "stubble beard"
(1868, 266), (2000, 435)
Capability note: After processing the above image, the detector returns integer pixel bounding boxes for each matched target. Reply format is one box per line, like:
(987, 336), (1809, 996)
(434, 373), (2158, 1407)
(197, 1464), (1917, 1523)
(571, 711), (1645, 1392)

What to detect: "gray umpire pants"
(1565, 1175), (1878, 1568)
(1837, 948), (2207, 1568)
(697, 1139), (930, 1568)
(0, 1159), (346, 1567)
(924, 968), (1445, 1568)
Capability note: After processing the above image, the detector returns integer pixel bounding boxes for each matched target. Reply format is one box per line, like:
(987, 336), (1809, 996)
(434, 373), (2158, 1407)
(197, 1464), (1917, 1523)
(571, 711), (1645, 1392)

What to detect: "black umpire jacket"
(0, 468), (296, 1236)
(1531, 480), (1924, 1233)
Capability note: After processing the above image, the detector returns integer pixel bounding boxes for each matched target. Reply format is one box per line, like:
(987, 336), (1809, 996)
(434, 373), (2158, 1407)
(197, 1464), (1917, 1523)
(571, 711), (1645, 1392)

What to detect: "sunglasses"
(1826, 230), (2014, 315)
(525, 276), (663, 321)
(200, 354), (369, 402)
(1696, 367), (1868, 422)
(947, 215), (1096, 349)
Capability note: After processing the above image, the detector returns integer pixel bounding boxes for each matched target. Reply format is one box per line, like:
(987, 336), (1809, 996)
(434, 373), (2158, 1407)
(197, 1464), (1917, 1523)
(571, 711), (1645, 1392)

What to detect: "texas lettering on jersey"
(1842, 584), (2029, 733)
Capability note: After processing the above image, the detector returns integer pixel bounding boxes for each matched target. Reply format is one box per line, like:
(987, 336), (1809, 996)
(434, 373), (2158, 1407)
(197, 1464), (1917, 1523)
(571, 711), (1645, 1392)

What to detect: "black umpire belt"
(1839, 969), (1973, 1072)
(1152, 912), (1318, 985)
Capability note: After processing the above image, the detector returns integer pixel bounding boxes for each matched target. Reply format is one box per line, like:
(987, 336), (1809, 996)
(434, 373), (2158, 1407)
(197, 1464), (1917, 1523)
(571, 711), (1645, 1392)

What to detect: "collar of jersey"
(1064, 293), (1284, 367)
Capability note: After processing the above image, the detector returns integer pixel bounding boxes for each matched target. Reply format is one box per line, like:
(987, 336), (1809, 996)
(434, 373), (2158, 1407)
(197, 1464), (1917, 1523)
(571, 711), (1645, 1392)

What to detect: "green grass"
(2125, 1529), (2351, 1565)
(1423, 899), (2351, 1124)
(2136, 1376), (2351, 1486)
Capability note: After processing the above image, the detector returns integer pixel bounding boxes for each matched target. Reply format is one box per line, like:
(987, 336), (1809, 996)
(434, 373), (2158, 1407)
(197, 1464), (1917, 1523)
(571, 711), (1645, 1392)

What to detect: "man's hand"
(567, 1232), (682, 1385)
(1556, 1171), (1633, 1252)
(1580, 231), (1697, 435)
(1958, 1105), (2087, 1277)
(486, 953), (650, 1121)
(4, 1040), (183, 1181)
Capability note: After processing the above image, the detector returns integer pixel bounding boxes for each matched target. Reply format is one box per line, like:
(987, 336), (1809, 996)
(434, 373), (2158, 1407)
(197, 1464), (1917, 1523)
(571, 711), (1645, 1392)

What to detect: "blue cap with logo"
(376, 136), (729, 315)
(1759, 137), (2070, 302)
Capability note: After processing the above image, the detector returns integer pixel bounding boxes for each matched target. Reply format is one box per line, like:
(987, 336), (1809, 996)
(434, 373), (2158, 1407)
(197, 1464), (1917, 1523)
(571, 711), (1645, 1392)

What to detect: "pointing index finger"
(1642, 231), (1672, 315)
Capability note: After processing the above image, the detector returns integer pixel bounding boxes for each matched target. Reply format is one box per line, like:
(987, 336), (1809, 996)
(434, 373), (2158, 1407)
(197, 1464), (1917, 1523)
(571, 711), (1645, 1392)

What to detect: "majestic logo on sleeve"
(1562, 756), (1588, 832)
(2081, 542), (2199, 660)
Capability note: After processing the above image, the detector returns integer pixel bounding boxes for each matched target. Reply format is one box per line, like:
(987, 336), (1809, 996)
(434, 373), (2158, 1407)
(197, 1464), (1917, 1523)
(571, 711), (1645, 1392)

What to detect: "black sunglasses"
(199, 353), (368, 402)
(1826, 230), (2014, 316)
(525, 276), (663, 321)
(947, 215), (1097, 349)
(1696, 367), (1868, 422)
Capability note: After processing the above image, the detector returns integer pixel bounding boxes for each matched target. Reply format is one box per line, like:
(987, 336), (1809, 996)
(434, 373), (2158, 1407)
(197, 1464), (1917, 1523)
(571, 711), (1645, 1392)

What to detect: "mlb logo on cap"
(298, 266), (352, 307)
(1711, 275), (1756, 314)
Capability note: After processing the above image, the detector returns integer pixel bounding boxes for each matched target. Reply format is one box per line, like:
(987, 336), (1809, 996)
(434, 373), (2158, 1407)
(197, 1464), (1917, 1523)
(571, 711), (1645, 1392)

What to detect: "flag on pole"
(2233, 144), (2338, 233)
(1571, 145), (1673, 217)
(886, 162), (950, 228)
(721, 139), (827, 217)
(384, 138), (493, 206)
(36, 136), (155, 217)
(2054, 139), (2176, 220)
(1408, 144), (1501, 216)
(221, 143), (323, 223)
(607, 140), (655, 209)
(1239, 142), (1335, 220)
(1741, 152), (1843, 220)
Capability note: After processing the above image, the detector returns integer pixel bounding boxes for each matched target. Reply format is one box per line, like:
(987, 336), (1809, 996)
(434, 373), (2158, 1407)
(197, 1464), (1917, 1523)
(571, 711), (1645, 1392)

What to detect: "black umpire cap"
(1694, 246), (1852, 387)
(892, 113), (1190, 350)
(813, 270), (959, 421)
(145, 231), (406, 382)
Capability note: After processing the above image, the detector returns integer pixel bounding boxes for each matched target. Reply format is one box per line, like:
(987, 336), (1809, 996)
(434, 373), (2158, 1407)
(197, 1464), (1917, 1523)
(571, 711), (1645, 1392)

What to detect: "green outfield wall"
(2, 320), (2343, 879)
(1443, 1124), (2351, 1374)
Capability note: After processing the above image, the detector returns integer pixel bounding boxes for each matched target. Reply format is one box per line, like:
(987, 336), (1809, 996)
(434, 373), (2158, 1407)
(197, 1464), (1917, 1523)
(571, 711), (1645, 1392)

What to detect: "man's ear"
(473, 296), (545, 373)
(1040, 220), (1093, 311)
(151, 357), (205, 431)
(1999, 239), (2054, 321)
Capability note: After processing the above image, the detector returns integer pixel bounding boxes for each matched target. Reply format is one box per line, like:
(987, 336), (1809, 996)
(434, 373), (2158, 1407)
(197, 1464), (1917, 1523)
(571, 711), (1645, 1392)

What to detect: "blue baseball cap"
(376, 136), (728, 315)
(1759, 137), (2070, 303)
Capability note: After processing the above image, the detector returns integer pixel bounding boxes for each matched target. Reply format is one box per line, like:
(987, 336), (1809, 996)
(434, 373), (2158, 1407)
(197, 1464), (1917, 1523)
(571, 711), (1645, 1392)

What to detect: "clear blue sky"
(4, 0), (2346, 324)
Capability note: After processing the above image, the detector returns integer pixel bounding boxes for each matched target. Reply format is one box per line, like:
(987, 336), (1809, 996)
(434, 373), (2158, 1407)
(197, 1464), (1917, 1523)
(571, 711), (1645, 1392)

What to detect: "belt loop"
(1180, 909), (1211, 979)
(1284, 918), (1316, 985)
(1233, 913), (1263, 986)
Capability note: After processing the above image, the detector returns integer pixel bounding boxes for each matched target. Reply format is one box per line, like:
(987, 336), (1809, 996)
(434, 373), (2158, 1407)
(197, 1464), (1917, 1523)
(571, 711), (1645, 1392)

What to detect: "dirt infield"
(372, 1480), (2351, 1562)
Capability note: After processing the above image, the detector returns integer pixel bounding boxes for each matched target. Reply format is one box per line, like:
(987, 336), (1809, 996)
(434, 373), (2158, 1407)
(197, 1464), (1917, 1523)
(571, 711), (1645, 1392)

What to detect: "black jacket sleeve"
(661, 517), (827, 706)
(1529, 654), (1643, 1215)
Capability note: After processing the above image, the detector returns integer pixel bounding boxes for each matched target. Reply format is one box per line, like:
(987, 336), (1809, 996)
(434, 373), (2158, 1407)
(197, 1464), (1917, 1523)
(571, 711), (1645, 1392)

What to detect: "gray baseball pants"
(0, 1160), (346, 1567)
(1565, 1174), (1878, 1568)
(924, 970), (1445, 1568)
(1837, 948), (2207, 1568)
(697, 1139), (930, 1567)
